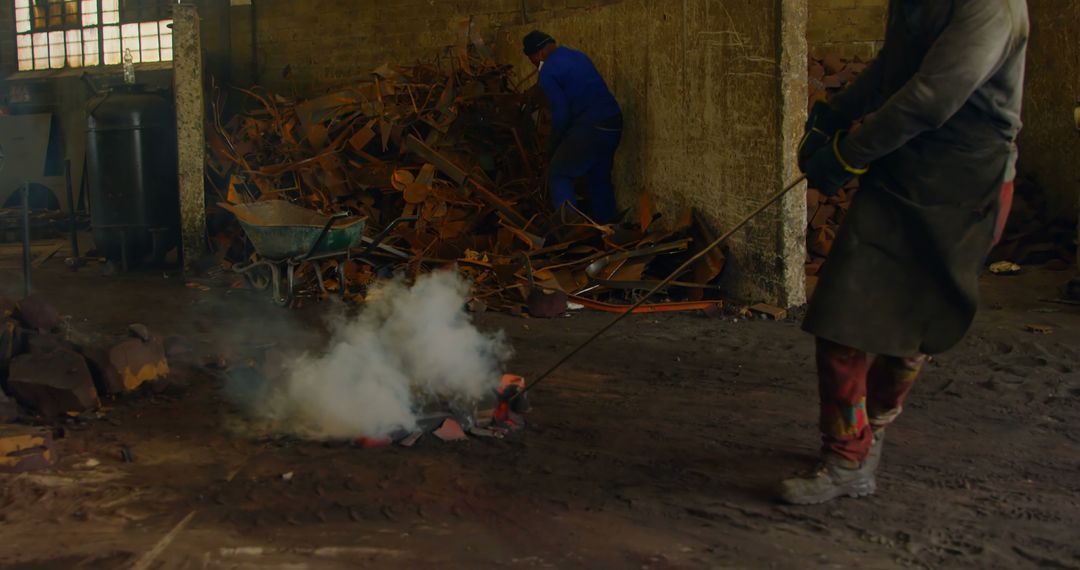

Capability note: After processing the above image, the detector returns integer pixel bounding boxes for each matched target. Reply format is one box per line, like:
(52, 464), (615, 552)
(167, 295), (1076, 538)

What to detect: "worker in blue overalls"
(523, 31), (623, 224)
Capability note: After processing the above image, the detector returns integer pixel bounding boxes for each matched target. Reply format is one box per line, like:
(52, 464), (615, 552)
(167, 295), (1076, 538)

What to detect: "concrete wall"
(1017, 1), (1080, 227)
(231, 0), (624, 94)
(807, 0), (887, 59)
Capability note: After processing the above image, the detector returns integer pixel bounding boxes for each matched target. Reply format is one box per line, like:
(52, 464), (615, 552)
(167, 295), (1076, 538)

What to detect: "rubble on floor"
(989, 261), (1023, 276)
(0, 295), (176, 470)
(231, 359), (532, 448)
(97, 336), (170, 394)
(0, 425), (56, 474)
(207, 45), (726, 314)
(8, 350), (99, 418)
(432, 418), (468, 442)
(17, 294), (61, 332)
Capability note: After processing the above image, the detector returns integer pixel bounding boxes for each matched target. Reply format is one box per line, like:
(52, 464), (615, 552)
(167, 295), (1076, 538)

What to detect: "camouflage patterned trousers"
(816, 338), (929, 464)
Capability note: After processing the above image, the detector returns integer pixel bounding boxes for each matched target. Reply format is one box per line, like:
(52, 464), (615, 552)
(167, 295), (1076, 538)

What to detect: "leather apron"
(803, 2), (1015, 357)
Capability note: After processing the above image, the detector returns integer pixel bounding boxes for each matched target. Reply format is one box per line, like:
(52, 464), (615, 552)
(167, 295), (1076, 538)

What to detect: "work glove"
(799, 102), (850, 172)
(804, 132), (866, 197)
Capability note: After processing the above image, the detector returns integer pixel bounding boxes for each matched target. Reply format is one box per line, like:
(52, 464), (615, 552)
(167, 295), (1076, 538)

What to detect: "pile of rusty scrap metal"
(205, 47), (727, 314)
(806, 54), (867, 291)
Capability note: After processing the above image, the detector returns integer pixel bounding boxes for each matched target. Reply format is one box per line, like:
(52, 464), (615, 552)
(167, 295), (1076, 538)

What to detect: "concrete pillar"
(776, 0), (810, 307)
(173, 2), (207, 273)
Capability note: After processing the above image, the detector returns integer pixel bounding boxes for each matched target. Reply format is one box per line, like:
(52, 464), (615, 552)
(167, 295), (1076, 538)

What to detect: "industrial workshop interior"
(0, 0), (1077, 568)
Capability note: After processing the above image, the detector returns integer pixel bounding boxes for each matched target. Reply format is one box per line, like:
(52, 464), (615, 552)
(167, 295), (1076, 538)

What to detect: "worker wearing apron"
(782, 0), (1030, 504)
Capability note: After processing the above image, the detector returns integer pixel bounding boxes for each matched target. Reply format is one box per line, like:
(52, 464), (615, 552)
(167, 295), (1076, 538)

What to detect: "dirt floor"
(0, 254), (1078, 569)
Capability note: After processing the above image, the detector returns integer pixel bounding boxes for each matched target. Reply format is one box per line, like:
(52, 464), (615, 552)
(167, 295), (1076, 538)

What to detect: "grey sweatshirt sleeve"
(828, 54), (888, 124)
(839, 0), (1017, 167)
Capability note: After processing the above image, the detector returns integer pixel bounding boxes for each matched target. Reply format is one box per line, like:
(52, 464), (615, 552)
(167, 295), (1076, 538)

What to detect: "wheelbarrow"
(220, 200), (415, 306)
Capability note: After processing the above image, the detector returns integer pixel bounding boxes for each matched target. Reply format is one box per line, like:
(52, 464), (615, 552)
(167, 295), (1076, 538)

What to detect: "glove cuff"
(833, 131), (868, 175)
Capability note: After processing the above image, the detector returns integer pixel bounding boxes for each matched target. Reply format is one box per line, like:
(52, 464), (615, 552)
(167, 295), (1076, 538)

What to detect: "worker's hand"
(799, 102), (849, 172)
(805, 132), (866, 196)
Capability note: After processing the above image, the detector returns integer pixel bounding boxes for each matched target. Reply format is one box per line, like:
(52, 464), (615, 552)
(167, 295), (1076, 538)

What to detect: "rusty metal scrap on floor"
(206, 45), (728, 314)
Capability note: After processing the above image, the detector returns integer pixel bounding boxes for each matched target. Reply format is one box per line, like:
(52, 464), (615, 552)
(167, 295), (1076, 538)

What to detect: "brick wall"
(807, 0), (887, 59)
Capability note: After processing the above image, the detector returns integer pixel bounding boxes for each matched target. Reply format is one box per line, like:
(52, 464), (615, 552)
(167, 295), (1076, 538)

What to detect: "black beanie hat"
(522, 30), (555, 55)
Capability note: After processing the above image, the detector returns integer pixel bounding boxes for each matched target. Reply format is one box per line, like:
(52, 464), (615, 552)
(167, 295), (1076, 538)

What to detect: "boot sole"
(781, 476), (877, 505)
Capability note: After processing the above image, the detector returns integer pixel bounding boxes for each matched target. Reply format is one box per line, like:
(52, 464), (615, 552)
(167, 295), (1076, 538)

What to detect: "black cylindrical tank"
(86, 85), (179, 264)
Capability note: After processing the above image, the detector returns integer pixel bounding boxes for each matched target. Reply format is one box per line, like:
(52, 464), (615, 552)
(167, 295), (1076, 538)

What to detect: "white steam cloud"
(247, 270), (511, 439)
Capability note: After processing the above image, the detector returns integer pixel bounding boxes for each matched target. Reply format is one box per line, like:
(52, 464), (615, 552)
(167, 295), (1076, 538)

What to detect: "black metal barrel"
(86, 85), (178, 265)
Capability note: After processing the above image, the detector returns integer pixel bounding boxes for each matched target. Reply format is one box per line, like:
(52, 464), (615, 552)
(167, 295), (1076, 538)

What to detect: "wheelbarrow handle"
(302, 212), (351, 260)
(352, 216), (418, 259)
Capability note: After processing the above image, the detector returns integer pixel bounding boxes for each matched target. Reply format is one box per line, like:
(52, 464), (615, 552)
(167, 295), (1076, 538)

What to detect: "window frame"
(13, 0), (174, 73)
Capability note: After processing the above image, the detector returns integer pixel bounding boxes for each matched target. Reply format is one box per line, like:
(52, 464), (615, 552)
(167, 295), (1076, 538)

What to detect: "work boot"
(777, 455), (877, 505)
(864, 429), (886, 473)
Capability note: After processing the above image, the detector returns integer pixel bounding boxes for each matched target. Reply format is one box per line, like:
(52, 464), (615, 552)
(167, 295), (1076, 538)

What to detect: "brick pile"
(806, 54), (868, 291)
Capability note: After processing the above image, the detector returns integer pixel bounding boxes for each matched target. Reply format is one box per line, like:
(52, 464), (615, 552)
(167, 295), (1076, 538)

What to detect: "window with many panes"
(14, 0), (174, 71)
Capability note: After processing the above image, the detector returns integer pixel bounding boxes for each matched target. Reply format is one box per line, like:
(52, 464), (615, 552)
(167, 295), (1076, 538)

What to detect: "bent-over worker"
(782, 0), (1029, 505)
(523, 31), (623, 223)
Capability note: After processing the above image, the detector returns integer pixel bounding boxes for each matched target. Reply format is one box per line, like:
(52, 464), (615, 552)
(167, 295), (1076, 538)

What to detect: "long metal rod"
(520, 175), (807, 396)
(65, 160), (80, 259)
(21, 182), (32, 297)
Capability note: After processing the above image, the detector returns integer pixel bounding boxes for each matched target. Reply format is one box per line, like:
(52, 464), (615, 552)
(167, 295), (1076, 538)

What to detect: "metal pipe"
(21, 182), (32, 297)
(65, 160), (80, 259)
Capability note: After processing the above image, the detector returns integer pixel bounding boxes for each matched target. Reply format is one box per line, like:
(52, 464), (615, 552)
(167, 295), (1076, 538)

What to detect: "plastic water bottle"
(123, 48), (135, 84)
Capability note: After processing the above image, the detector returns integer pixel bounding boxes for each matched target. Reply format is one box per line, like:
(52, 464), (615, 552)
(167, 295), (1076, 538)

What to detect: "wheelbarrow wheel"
(244, 265), (273, 291)
(270, 264), (293, 307)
